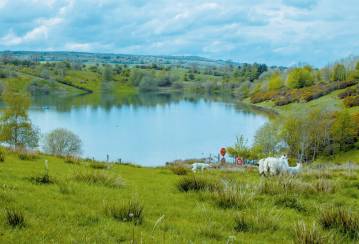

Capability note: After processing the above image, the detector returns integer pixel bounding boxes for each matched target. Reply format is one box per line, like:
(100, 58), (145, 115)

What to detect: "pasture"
(0, 150), (358, 243)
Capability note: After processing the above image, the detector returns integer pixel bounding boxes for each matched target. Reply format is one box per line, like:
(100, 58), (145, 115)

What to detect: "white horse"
(286, 163), (302, 175)
(259, 155), (289, 176)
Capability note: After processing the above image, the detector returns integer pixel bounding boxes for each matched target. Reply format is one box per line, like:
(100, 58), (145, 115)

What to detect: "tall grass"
(104, 200), (144, 225)
(73, 171), (124, 188)
(234, 211), (279, 233)
(319, 207), (359, 240)
(275, 195), (306, 212)
(169, 164), (189, 175)
(212, 182), (253, 209)
(293, 222), (329, 244)
(177, 175), (219, 192)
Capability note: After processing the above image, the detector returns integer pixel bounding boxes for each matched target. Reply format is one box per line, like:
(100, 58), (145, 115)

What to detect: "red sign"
(236, 157), (244, 166)
(220, 147), (226, 157)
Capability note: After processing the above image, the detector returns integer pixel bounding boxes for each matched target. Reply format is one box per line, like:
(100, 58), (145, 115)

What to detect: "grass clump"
(5, 207), (25, 228)
(177, 175), (219, 192)
(73, 171), (124, 188)
(314, 179), (336, 193)
(64, 156), (81, 164)
(169, 164), (189, 175)
(212, 183), (253, 209)
(57, 181), (75, 194)
(104, 200), (144, 225)
(275, 195), (306, 212)
(0, 148), (5, 162)
(319, 207), (359, 240)
(89, 162), (109, 170)
(293, 221), (329, 244)
(18, 150), (38, 161)
(234, 211), (279, 233)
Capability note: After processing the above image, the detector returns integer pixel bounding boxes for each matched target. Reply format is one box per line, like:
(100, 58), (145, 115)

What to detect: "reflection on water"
(29, 91), (268, 166)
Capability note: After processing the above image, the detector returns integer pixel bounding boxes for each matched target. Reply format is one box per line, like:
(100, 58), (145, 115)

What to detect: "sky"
(0, 0), (358, 67)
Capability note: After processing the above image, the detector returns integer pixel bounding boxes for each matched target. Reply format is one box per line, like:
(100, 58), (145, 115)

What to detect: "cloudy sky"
(0, 0), (358, 66)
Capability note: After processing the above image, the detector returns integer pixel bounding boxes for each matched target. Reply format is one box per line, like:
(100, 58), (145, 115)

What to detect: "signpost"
(220, 147), (226, 165)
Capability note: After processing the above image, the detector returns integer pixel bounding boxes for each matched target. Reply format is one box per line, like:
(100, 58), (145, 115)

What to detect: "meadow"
(0, 150), (358, 243)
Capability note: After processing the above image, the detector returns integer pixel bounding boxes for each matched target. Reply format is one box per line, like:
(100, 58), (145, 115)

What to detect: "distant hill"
(0, 51), (240, 67)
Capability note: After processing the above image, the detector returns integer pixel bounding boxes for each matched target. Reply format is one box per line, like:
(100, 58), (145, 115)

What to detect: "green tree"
(43, 128), (82, 156)
(0, 90), (39, 149)
(268, 72), (283, 90)
(286, 67), (314, 89)
(331, 110), (357, 152)
(331, 64), (346, 81)
(254, 122), (281, 156)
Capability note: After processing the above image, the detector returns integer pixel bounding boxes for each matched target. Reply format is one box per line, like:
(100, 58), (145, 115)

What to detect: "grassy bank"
(1, 150), (358, 243)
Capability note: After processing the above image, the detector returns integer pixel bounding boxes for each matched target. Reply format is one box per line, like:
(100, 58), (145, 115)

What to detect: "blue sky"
(0, 0), (358, 66)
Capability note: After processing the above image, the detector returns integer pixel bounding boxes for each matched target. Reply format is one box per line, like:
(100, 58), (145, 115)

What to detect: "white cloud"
(64, 42), (92, 51)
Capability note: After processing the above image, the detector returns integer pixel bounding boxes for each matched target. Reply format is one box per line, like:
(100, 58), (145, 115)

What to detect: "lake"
(29, 92), (268, 166)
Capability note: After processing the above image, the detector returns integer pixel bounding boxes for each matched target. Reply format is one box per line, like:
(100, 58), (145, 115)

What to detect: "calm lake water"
(29, 92), (268, 166)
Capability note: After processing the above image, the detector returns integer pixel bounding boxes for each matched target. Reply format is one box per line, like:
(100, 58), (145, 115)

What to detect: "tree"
(102, 65), (113, 82)
(331, 64), (346, 81)
(331, 110), (357, 152)
(0, 91), (39, 149)
(268, 72), (283, 90)
(254, 122), (281, 156)
(286, 67), (314, 89)
(43, 128), (82, 156)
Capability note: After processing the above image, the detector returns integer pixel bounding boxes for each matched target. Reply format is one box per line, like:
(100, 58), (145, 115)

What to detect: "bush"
(169, 165), (189, 175)
(104, 200), (144, 225)
(73, 171), (124, 188)
(343, 95), (359, 107)
(319, 207), (359, 240)
(177, 175), (219, 192)
(293, 222), (328, 244)
(5, 208), (25, 228)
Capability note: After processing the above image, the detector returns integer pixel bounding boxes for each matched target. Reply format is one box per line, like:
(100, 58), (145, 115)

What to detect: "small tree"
(43, 128), (82, 156)
(0, 91), (39, 149)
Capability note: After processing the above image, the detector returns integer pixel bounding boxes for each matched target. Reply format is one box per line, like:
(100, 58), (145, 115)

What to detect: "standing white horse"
(258, 155), (289, 176)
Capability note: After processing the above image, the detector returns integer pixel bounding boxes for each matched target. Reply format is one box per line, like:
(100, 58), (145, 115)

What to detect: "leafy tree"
(226, 135), (251, 159)
(254, 122), (281, 156)
(331, 64), (346, 81)
(331, 110), (357, 152)
(43, 128), (82, 156)
(268, 72), (283, 90)
(286, 67), (314, 89)
(0, 90), (39, 149)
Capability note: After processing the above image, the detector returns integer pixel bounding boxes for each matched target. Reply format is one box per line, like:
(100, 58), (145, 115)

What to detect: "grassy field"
(0, 150), (358, 243)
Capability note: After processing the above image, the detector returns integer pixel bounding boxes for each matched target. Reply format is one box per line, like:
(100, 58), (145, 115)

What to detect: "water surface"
(29, 92), (268, 166)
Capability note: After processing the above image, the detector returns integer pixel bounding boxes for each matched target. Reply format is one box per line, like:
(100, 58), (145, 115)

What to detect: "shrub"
(73, 171), (124, 188)
(275, 195), (306, 212)
(319, 207), (359, 240)
(293, 222), (328, 244)
(343, 95), (359, 107)
(169, 165), (189, 175)
(104, 200), (144, 225)
(177, 175), (219, 192)
(5, 208), (25, 228)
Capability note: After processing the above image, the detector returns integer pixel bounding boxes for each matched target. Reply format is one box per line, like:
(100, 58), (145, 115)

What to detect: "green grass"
(0, 149), (359, 243)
